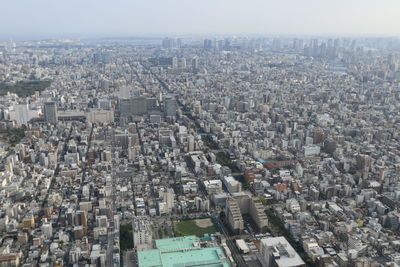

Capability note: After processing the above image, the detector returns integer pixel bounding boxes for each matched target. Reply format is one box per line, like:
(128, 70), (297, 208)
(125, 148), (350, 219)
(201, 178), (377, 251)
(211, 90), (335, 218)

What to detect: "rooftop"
(138, 236), (230, 267)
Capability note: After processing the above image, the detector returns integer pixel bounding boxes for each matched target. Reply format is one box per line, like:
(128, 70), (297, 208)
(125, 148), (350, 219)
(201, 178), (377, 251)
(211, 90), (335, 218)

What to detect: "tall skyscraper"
(119, 98), (131, 117)
(192, 57), (199, 72)
(271, 39), (281, 51)
(164, 97), (176, 117)
(146, 98), (158, 112)
(44, 102), (57, 124)
(203, 39), (212, 49)
(162, 37), (175, 49)
(172, 57), (178, 69)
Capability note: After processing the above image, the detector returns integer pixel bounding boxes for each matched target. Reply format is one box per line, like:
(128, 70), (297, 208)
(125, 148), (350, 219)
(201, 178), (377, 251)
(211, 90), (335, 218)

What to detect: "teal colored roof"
(138, 236), (230, 267)
(138, 249), (162, 266)
(156, 236), (197, 252)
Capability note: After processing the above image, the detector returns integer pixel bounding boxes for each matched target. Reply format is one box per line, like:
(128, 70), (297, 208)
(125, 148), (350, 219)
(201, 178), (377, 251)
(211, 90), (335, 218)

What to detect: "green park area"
(173, 218), (217, 237)
(120, 224), (133, 251)
(0, 128), (25, 146)
(0, 80), (51, 97)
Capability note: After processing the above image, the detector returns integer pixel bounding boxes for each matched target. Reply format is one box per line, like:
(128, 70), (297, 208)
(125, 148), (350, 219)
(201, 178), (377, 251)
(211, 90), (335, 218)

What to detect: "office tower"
(131, 96), (147, 116)
(119, 96), (148, 121)
(119, 99), (132, 117)
(203, 39), (212, 49)
(293, 38), (304, 51)
(312, 39), (319, 57)
(172, 57), (178, 69)
(176, 38), (182, 48)
(164, 97), (176, 117)
(333, 38), (340, 57)
(293, 38), (299, 50)
(178, 58), (186, 69)
(272, 39), (281, 51)
(146, 98), (158, 112)
(44, 102), (58, 124)
(224, 38), (231, 50)
(192, 57), (199, 72)
(320, 42), (327, 57)
(162, 37), (175, 49)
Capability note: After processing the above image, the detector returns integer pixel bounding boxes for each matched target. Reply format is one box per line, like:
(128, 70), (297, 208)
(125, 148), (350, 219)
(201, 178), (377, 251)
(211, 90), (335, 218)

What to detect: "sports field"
(173, 218), (217, 237)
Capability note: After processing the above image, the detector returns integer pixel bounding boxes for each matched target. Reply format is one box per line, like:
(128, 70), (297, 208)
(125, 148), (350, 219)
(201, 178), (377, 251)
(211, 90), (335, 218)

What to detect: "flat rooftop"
(261, 236), (305, 267)
(156, 235), (197, 251)
(138, 236), (230, 267)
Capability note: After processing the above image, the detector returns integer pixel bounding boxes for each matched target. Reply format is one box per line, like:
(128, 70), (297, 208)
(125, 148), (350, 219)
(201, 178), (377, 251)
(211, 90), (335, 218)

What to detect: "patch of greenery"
(216, 152), (241, 173)
(0, 128), (25, 146)
(201, 135), (219, 150)
(0, 80), (51, 97)
(120, 224), (133, 251)
(258, 196), (268, 205)
(173, 219), (217, 237)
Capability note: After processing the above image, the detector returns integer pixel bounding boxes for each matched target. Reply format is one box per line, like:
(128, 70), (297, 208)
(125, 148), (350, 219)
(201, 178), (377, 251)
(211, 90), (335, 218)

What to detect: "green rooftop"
(138, 236), (230, 267)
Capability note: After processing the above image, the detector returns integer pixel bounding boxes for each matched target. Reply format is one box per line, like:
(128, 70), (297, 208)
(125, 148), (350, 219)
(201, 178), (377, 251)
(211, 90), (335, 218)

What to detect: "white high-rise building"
(119, 86), (131, 99)
(162, 188), (175, 213)
(13, 104), (30, 125)
(41, 221), (53, 239)
(133, 216), (153, 249)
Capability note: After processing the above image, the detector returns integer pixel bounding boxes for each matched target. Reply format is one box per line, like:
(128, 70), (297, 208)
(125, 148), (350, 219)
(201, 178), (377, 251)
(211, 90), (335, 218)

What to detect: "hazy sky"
(2, 0), (400, 39)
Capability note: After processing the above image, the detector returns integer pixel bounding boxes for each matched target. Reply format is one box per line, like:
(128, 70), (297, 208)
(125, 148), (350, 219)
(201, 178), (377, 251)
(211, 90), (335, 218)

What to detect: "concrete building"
(161, 188), (175, 213)
(226, 197), (244, 234)
(131, 96), (147, 116)
(133, 216), (153, 250)
(86, 109), (114, 123)
(137, 236), (229, 267)
(204, 180), (223, 194)
(164, 97), (176, 117)
(12, 103), (30, 125)
(225, 193), (268, 233)
(222, 176), (242, 194)
(260, 236), (306, 267)
(119, 98), (132, 117)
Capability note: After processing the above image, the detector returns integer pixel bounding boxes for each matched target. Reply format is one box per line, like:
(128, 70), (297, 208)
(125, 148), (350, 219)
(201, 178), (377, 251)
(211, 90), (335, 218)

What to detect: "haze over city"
(1, 1), (400, 267)
(1, 0), (400, 39)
